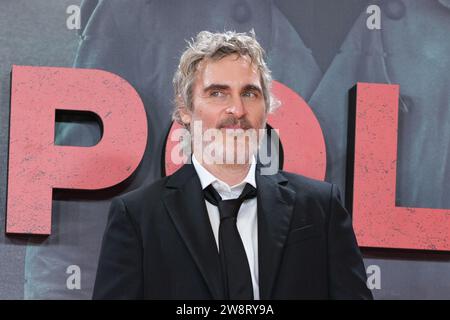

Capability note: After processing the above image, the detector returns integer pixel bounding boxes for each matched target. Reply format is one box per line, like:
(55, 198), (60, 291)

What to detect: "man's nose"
(228, 95), (246, 118)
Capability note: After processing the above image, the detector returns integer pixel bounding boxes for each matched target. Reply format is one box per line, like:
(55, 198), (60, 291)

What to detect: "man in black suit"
(93, 30), (372, 300)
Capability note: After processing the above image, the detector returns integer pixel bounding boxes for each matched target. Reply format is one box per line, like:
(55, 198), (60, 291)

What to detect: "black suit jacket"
(93, 164), (373, 299)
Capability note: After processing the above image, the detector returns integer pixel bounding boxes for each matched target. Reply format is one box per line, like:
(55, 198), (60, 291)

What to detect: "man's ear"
(177, 96), (192, 126)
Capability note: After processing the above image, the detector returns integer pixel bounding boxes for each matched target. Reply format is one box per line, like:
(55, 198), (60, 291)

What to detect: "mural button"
(383, 0), (406, 20)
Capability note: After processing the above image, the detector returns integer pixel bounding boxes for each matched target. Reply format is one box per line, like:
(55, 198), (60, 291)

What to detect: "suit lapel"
(162, 164), (296, 300)
(256, 167), (296, 299)
(162, 164), (224, 299)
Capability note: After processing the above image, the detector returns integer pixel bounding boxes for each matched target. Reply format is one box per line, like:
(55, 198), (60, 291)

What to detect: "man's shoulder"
(116, 175), (171, 210)
(116, 164), (196, 208)
(276, 171), (343, 225)
(275, 170), (335, 204)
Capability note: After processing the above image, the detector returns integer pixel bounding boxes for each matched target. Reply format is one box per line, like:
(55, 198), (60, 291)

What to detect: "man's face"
(181, 54), (267, 164)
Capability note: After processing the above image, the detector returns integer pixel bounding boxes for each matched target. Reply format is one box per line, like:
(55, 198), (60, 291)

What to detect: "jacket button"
(383, 0), (406, 20)
(232, 0), (251, 23)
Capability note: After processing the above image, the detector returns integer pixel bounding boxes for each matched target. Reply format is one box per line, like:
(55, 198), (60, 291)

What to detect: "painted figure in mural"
(309, 0), (450, 208)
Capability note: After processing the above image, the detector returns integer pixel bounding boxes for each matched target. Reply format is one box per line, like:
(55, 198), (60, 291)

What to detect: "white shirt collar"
(192, 154), (257, 199)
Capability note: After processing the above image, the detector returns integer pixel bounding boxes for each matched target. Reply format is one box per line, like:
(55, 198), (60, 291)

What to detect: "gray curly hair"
(172, 30), (280, 127)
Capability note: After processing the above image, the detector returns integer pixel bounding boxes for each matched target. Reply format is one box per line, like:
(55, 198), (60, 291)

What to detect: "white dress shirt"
(191, 155), (260, 300)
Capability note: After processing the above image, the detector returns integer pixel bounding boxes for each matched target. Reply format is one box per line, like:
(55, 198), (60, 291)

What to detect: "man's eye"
(210, 91), (225, 97)
(242, 91), (257, 98)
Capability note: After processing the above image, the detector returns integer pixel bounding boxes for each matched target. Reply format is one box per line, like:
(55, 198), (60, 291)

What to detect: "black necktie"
(204, 183), (257, 300)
